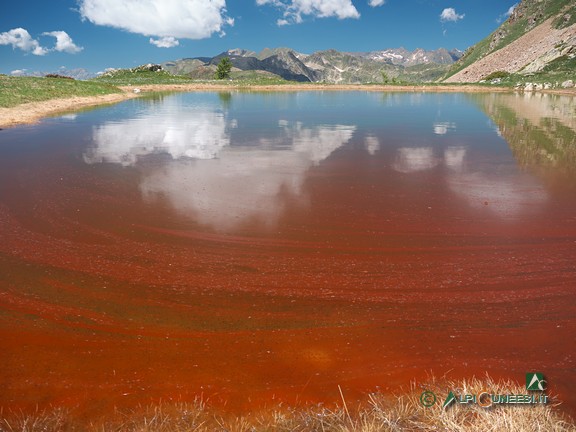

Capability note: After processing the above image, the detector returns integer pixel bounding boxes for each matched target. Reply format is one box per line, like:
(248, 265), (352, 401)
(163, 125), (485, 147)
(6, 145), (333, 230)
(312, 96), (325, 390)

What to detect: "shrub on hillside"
(45, 74), (74, 80)
(483, 70), (511, 81)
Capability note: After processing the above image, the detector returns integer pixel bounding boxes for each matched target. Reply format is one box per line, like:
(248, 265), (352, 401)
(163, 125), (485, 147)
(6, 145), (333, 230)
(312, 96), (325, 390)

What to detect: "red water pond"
(0, 92), (575, 419)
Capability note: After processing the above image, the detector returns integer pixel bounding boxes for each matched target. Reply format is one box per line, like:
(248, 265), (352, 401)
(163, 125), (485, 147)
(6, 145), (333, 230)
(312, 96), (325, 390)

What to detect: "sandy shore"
(0, 92), (139, 128)
(1, 83), (574, 128)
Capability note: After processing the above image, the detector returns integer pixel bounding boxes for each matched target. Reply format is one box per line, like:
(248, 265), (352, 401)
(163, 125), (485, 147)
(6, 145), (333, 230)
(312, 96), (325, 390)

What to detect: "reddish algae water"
(0, 92), (574, 419)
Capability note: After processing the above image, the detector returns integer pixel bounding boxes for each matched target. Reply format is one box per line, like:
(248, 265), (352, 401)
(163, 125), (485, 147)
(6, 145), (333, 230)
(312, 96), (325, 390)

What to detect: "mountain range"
(162, 47), (464, 84)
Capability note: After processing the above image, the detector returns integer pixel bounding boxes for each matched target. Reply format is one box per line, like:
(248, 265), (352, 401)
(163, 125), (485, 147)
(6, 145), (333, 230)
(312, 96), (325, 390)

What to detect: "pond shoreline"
(0, 83), (574, 128)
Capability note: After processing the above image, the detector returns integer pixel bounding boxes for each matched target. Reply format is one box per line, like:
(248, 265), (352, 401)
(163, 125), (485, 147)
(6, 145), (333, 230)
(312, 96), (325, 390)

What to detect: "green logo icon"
(526, 373), (546, 391)
(443, 391), (456, 410)
(420, 390), (437, 407)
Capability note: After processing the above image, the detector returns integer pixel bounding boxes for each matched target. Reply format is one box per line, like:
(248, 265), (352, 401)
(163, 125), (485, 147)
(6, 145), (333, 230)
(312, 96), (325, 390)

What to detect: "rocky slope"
(444, 0), (576, 83)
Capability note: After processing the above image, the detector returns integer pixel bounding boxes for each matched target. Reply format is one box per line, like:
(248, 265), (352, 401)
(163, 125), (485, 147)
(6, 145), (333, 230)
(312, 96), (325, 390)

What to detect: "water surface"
(0, 91), (575, 416)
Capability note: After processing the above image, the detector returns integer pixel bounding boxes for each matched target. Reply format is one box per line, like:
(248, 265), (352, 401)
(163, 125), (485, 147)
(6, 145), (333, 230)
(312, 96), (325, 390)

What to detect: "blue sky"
(1, 0), (517, 75)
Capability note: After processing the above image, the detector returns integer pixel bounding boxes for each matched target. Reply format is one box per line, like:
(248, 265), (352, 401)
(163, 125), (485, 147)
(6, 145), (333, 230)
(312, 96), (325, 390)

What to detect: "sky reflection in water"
(79, 91), (575, 231)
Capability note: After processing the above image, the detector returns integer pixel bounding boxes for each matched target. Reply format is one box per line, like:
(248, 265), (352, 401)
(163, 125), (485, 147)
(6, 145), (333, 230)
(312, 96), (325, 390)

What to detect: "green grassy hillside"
(444, 0), (576, 80)
(0, 75), (121, 108)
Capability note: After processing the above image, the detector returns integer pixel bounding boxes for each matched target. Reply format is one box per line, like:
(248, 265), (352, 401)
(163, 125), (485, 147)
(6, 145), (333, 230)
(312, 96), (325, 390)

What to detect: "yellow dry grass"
(1, 376), (574, 432)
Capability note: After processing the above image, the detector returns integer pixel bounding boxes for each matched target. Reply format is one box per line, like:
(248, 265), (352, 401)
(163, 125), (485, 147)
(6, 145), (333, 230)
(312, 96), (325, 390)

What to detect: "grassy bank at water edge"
(0, 75), (121, 108)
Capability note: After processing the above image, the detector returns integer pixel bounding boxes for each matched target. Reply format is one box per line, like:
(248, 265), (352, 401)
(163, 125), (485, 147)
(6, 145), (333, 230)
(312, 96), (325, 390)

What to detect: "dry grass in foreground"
(1, 376), (574, 432)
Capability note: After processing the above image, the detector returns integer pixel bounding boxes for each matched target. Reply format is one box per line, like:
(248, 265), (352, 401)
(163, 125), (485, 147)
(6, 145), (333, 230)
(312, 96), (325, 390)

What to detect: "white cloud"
(1, 28), (82, 56)
(10, 69), (27, 76)
(497, 3), (517, 23)
(42, 31), (83, 53)
(440, 7), (464, 22)
(257, 0), (360, 25)
(368, 0), (385, 6)
(150, 36), (180, 48)
(96, 67), (118, 76)
(0, 28), (48, 55)
(505, 3), (517, 17)
(78, 0), (233, 41)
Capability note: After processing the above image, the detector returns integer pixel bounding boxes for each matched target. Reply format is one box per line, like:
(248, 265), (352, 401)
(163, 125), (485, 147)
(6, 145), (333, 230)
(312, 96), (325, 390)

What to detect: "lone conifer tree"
(215, 57), (232, 80)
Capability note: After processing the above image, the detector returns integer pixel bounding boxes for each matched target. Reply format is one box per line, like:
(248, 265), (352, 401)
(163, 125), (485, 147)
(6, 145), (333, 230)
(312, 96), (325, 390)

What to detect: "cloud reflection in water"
(433, 121), (456, 135)
(82, 91), (554, 227)
(141, 122), (355, 231)
(392, 144), (547, 218)
(442, 144), (548, 218)
(393, 147), (439, 173)
(84, 110), (355, 231)
(84, 111), (230, 166)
